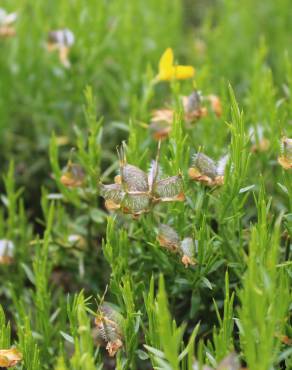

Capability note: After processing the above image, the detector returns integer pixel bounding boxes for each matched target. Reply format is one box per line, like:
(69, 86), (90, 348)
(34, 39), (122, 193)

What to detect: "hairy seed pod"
(184, 91), (202, 114)
(100, 184), (124, 203)
(121, 193), (150, 216)
(192, 153), (217, 179)
(157, 224), (180, 252)
(95, 304), (123, 357)
(154, 174), (185, 202)
(0, 348), (22, 368)
(278, 137), (292, 170)
(121, 164), (149, 192)
(0, 239), (14, 265)
(60, 163), (85, 188)
(180, 237), (196, 267)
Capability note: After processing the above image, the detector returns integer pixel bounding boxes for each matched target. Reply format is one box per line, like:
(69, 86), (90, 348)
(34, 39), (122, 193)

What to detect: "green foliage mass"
(0, 0), (291, 369)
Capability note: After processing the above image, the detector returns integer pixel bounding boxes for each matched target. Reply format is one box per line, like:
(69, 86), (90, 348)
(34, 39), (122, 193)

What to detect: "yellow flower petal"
(157, 48), (195, 81)
(159, 48), (174, 73)
(173, 65), (195, 79)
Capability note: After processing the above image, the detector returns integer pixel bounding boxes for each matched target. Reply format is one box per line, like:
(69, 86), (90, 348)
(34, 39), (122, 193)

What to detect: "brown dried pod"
(0, 348), (22, 368)
(157, 224), (180, 252)
(278, 137), (292, 170)
(189, 153), (227, 187)
(100, 184), (124, 204)
(153, 174), (185, 202)
(180, 237), (196, 267)
(121, 193), (150, 217)
(183, 91), (208, 123)
(0, 239), (14, 265)
(95, 304), (123, 357)
(60, 162), (85, 188)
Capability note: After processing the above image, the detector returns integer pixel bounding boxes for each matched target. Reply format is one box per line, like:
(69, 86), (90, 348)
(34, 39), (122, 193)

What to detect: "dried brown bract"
(95, 304), (123, 357)
(189, 152), (228, 187)
(47, 29), (75, 68)
(100, 142), (184, 217)
(278, 136), (292, 170)
(0, 239), (14, 265)
(157, 225), (196, 267)
(60, 162), (85, 188)
(0, 9), (17, 38)
(0, 348), (22, 368)
(180, 237), (196, 267)
(157, 224), (181, 252)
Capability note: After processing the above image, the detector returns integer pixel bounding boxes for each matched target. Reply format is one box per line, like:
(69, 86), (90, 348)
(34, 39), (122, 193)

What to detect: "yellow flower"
(157, 48), (195, 81)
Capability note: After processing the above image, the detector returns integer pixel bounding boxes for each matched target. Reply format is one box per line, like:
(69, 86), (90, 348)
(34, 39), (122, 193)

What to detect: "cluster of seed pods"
(150, 90), (222, 141)
(100, 142), (185, 218)
(157, 224), (197, 267)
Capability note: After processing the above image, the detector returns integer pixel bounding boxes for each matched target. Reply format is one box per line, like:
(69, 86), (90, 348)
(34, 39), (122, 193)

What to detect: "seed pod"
(100, 184), (124, 203)
(95, 304), (123, 357)
(157, 224), (180, 252)
(60, 162), (85, 188)
(278, 137), (292, 170)
(153, 174), (185, 202)
(192, 153), (217, 179)
(121, 164), (149, 192)
(0, 348), (22, 368)
(121, 193), (150, 216)
(0, 239), (14, 265)
(184, 91), (202, 114)
(180, 237), (196, 267)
